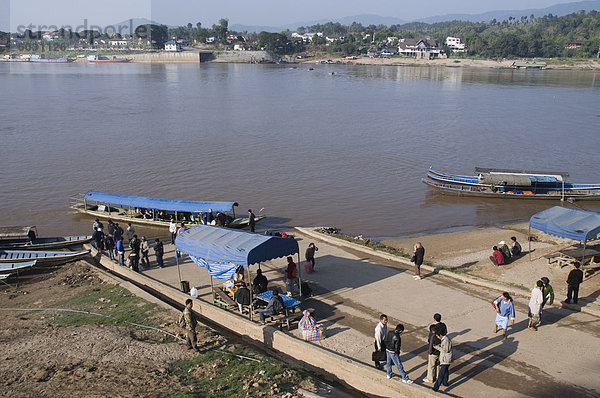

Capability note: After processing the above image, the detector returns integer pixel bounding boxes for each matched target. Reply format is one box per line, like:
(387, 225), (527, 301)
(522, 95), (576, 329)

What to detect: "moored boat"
(0, 260), (37, 272)
(0, 226), (91, 250)
(70, 191), (264, 229)
(0, 250), (90, 266)
(423, 167), (600, 200)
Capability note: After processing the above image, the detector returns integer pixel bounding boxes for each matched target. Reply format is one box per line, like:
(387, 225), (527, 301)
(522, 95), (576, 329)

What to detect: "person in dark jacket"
(129, 234), (141, 271)
(234, 282), (251, 313)
(248, 209), (256, 232)
(411, 242), (425, 280)
(202, 209), (214, 225)
(252, 269), (268, 293)
(154, 238), (164, 268)
(384, 324), (413, 383)
(259, 288), (284, 323)
(92, 228), (105, 252)
(104, 234), (115, 261)
(305, 242), (319, 271)
(510, 236), (522, 256)
(423, 313), (447, 383)
(113, 223), (123, 242)
(566, 262), (584, 304)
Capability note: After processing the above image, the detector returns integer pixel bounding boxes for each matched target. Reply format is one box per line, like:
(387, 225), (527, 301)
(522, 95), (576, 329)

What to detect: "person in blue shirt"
(493, 292), (515, 339)
(115, 238), (125, 266)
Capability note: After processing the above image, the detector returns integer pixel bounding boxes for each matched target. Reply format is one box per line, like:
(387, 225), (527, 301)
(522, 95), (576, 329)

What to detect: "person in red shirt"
(490, 246), (505, 266)
(285, 256), (299, 296)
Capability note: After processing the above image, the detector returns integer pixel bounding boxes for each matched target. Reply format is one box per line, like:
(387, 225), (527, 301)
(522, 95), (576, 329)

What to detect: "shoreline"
(4, 51), (600, 70)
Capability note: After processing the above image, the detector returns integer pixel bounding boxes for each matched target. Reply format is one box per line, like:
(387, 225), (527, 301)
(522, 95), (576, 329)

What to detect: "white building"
(445, 37), (466, 52)
(164, 40), (181, 52)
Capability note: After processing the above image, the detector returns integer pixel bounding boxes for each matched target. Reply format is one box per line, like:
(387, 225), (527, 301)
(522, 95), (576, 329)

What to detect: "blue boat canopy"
(84, 191), (237, 213)
(175, 225), (299, 279)
(529, 206), (600, 242)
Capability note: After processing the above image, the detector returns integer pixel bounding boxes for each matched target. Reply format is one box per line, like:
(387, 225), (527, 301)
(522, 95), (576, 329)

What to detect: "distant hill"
(231, 0), (599, 33)
(418, 0), (600, 23)
(230, 14), (407, 33)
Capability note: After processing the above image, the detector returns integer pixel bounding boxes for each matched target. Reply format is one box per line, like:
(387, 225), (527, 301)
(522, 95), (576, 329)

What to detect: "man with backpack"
(259, 288), (284, 324)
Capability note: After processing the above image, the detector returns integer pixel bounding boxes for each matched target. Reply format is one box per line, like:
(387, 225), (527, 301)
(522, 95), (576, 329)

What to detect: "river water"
(1, 62), (599, 238)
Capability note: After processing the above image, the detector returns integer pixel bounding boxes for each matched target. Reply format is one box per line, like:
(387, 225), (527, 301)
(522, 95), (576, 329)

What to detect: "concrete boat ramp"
(86, 229), (600, 398)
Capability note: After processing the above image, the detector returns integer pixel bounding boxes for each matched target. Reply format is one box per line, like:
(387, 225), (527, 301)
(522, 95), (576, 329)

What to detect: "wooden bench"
(213, 289), (236, 308)
(264, 312), (303, 330)
(544, 253), (561, 264)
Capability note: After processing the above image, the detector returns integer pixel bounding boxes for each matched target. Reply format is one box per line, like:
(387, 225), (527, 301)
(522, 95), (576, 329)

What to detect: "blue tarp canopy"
(84, 191), (237, 213)
(175, 225), (299, 279)
(529, 206), (600, 242)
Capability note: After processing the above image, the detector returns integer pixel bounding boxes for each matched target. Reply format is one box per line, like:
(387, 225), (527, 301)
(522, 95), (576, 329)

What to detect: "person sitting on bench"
(260, 288), (284, 324)
(234, 282), (251, 313)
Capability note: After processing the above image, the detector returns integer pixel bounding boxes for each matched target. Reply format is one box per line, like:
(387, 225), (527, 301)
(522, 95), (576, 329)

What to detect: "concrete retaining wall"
(128, 52), (201, 63)
(85, 245), (436, 397)
(213, 50), (275, 63)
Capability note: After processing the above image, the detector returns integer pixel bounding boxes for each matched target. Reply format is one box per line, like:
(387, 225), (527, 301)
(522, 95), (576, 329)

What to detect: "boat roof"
(0, 226), (36, 240)
(84, 191), (238, 213)
(475, 167), (569, 179)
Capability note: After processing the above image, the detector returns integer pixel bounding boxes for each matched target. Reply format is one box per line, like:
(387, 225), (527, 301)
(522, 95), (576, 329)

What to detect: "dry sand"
(382, 222), (600, 300)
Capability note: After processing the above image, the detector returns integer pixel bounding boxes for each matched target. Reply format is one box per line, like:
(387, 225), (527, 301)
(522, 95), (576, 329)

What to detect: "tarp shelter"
(175, 225), (299, 279)
(84, 191), (237, 214)
(529, 206), (600, 242)
(529, 206), (600, 261)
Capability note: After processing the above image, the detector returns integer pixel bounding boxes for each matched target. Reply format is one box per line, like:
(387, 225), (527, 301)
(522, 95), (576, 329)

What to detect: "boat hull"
(422, 178), (600, 200)
(0, 260), (37, 272)
(0, 250), (90, 266)
(0, 236), (92, 250)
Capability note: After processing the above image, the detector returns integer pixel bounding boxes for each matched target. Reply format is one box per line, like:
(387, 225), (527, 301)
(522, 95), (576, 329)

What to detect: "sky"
(2, 0), (572, 32)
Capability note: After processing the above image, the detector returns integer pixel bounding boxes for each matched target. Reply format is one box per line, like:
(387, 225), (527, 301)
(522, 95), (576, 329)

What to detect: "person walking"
(140, 237), (150, 269)
(540, 277), (554, 324)
(493, 293), (515, 339)
(424, 313), (447, 383)
(305, 242), (319, 272)
(169, 219), (177, 244)
(248, 209), (256, 232)
(116, 237), (125, 266)
(411, 242), (425, 280)
(104, 234), (115, 261)
(113, 223), (123, 243)
(126, 223), (135, 243)
(129, 234), (141, 272)
(285, 256), (299, 296)
(178, 299), (199, 351)
(154, 238), (164, 268)
(373, 314), (388, 370)
(528, 280), (544, 331)
(92, 228), (105, 253)
(384, 324), (413, 383)
(565, 262), (584, 304)
(432, 325), (453, 392)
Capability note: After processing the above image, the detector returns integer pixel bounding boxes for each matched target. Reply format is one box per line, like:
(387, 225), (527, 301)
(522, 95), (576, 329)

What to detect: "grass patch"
(325, 232), (411, 259)
(169, 346), (312, 397)
(49, 284), (167, 330)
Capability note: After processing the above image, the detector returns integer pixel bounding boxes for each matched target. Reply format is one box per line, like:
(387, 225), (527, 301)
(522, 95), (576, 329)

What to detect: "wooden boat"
(0, 260), (37, 273)
(0, 250), (90, 266)
(70, 191), (264, 229)
(0, 235), (92, 250)
(423, 167), (600, 200)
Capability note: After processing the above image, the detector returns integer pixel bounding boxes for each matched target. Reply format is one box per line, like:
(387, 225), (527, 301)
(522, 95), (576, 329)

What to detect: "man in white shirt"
(374, 314), (388, 370)
(528, 280), (544, 331)
(169, 219), (177, 244)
